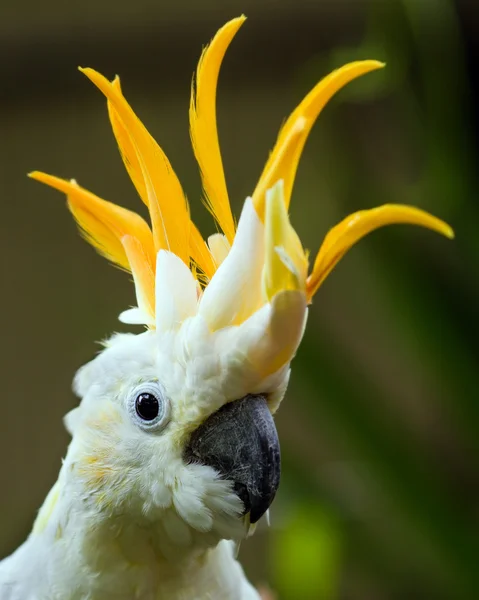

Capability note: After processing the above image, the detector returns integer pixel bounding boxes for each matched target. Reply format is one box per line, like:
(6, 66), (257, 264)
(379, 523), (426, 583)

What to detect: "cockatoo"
(0, 15), (453, 600)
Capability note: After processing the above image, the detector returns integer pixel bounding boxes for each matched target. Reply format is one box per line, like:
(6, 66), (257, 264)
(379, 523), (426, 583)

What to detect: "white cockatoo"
(0, 15), (453, 600)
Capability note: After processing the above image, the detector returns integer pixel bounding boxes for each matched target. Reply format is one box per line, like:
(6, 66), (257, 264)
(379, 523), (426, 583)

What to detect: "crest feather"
(80, 67), (191, 266)
(306, 204), (455, 299)
(107, 76), (148, 206)
(29, 19), (453, 336)
(252, 61), (385, 220)
(29, 172), (155, 275)
(189, 222), (217, 281)
(121, 234), (156, 320)
(189, 16), (245, 245)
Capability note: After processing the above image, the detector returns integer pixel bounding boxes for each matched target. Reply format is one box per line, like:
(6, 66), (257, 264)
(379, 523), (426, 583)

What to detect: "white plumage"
(0, 226), (305, 598)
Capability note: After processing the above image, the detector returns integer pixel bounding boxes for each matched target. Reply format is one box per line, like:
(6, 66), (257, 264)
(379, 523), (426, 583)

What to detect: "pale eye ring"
(128, 382), (170, 432)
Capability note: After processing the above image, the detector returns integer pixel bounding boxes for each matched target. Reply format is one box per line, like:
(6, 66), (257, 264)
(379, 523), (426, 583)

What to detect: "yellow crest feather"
(121, 235), (156, 319)
(189, 16), (245, 244)
(107, 77), (148, 206)
(252, 61), (385, 220)
(29, 17), (454, 328)
(80, 67), (191, 266)
(29, 172), (155, 275)
(189, 223), (217, 282)
(306, 204), (454, 300)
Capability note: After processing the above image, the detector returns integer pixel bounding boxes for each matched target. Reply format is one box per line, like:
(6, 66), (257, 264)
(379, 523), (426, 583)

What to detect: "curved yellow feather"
(29, 172), (155, 274)
(189, 223), (217, 281)
(306, 204), (455, 299)
(252, 61), (385, 220)
(121, 235), (156, 319)
(80, 67), (190, 265)
(107, 77), (148, 206)
(29, 22), (455, 334)
(263, 180), (308, 300)
(107, 76), (216, 280)
(189, 15), (246, 244)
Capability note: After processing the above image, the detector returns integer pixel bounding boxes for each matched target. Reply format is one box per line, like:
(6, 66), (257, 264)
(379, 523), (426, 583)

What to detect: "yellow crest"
(30, 16), (453, 328)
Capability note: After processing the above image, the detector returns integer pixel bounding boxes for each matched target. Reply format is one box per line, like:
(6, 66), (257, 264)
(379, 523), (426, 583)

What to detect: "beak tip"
(249, 487), (279, 524)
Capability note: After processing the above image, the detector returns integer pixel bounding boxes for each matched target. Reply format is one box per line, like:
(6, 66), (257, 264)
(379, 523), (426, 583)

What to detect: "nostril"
(233, 481), (250, 515)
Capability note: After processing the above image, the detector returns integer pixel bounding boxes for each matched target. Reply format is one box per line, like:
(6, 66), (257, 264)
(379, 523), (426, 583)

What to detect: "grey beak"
(183, 394), (281, 524)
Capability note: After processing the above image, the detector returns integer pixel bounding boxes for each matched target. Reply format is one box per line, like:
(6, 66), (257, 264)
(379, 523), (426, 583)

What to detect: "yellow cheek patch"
(77, 463), (114, 487)
(76, 448), (121, 504)
(76, 408), (126, 497)
(85, 407), (122, 430)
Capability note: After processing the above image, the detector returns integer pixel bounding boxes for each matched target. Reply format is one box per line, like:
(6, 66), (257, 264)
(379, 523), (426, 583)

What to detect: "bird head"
(30, 16), (453, 553)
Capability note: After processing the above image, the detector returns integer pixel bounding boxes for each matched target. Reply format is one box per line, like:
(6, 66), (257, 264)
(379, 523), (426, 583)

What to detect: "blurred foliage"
(272, 504), (342, 600)
(269, 0), (478, 598)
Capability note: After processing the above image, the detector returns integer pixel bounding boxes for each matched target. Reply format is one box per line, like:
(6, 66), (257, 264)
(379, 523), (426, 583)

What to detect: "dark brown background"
(1, 1), (478, 598)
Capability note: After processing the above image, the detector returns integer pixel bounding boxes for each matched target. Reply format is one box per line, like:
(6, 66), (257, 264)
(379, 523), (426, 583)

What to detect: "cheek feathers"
(74, 406), (130, 508)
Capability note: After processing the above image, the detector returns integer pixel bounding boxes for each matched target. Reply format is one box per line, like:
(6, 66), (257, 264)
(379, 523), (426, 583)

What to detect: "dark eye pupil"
(135, 393), (160, 421)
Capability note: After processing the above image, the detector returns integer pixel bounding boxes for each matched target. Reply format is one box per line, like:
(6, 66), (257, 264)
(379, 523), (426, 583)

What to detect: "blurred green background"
(1, 0), (477, 598)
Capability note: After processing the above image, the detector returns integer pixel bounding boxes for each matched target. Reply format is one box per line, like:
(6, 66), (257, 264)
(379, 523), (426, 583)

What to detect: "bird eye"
(128, 383), (170, 432)
(135, 393), (159, 421)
